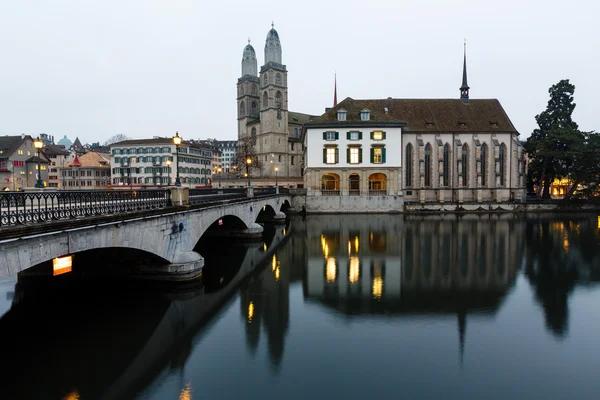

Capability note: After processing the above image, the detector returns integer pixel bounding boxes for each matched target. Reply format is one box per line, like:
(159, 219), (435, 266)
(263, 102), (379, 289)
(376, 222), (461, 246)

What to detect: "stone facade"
(237, 26), (314, 179)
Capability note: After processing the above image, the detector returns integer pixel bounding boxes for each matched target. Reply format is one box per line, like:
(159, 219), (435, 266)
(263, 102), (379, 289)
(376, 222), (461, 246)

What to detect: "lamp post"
(166, 159), (172, 186)
(33, 137), (44, 188)
(173, 131), (182, 187)
(217, 167), (222, 187)
(246, 157), (252, 187)
(275, 166), (279, 187)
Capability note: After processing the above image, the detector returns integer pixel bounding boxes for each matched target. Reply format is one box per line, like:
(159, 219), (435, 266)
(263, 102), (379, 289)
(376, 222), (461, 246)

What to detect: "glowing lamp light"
(248, 301), (255, 322)
(53, 255), (73, 276)
(326, 257), (337, 283)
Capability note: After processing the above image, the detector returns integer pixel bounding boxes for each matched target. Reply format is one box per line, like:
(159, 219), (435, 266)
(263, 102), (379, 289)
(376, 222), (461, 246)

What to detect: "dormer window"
(458, 121), (467, 128)
(360, 109), (371, 121)
(490, 121), (499, 128)
(337, 109), (347, 121)
(426, 120), (435, 128)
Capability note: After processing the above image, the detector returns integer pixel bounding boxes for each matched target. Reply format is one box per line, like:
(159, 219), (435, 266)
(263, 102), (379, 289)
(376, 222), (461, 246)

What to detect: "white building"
(110, 138), (213, 188)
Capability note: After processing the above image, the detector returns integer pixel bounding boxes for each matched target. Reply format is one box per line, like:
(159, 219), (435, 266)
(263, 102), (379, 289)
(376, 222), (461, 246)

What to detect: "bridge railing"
(188, 188), (247, 206)
(0, 189), (170, 227)
(253, 187), (277, 197)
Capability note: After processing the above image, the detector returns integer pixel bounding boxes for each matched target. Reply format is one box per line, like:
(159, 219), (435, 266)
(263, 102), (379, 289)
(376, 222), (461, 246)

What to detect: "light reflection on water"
(1, 214), (600, 399)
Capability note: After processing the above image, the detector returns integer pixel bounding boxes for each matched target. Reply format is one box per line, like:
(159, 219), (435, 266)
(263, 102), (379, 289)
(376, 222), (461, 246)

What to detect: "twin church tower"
(237, 24), (310, 179)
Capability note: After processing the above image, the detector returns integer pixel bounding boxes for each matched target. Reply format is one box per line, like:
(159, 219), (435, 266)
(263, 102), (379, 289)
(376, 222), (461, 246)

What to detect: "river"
(1, 213), (599, 399)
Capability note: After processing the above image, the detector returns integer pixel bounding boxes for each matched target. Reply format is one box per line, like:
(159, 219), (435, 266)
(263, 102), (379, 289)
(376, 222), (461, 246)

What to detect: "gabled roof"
(68, 151), (110, 168)
(43, 143), (70, 156)
(305, 97), (519, 134)
(0, 135), (27, 158)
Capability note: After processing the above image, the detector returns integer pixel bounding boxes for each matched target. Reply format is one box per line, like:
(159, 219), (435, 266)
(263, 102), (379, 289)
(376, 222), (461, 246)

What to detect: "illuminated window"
(371, 131), (385, 140)
(348, 147), (361, 164)
(18, 150), (24, 155)
(372, 148), (384, 164)
(325, 147), (337, 164)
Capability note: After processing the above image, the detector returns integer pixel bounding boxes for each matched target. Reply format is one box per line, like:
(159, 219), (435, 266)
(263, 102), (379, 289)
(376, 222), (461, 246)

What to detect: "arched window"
(369, 173), (387, 191)
(275, 91), (282, 107)
(424, 143), (432, 187)
(349, 174), (360, 193)
(481, 143), (488, 186)
(275, 73), (281, 84)
(461, 144), (469, 187)
(263, 74), (268, 86)
(262, 91), (268, 107)
(251, 128), (257, 145)
(321, 173), (340, 190)
(251, 84), (257, 96)
(405, 143), (413, 187)
(499, 143), (507, 186)
(443, 143), (450, 186)
(251, 101), (257, 117)
(240, 102), (245, 116)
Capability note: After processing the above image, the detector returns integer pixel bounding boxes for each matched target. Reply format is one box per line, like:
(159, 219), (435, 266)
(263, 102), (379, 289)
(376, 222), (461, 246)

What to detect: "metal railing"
(322, 190), (340, 196)
(0, 189), (170, 227)
(349, 189), (360, 196)
(368, 189), (388, 196)
(0, 187), (290, 228)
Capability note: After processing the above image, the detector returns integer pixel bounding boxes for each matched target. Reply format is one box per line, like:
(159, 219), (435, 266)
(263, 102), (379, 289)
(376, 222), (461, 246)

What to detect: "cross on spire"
(271, 20), (274, 28)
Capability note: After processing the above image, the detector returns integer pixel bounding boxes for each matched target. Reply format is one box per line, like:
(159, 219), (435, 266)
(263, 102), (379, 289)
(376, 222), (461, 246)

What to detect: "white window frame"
(325, 131), (337, 141)
(326, 148), (336, 164)
(373, 148), (383, 164)
(349, 131), (360, 140)
(373, 131), (384, 140)
(349, 147), (360, 164)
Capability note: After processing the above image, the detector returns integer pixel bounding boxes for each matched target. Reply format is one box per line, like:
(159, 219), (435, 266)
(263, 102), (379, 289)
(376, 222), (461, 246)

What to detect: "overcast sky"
(1, 0), (598, 145)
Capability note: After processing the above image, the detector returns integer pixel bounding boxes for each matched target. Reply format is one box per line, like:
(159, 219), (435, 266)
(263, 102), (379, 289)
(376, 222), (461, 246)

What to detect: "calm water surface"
(1, 214), (600, 399)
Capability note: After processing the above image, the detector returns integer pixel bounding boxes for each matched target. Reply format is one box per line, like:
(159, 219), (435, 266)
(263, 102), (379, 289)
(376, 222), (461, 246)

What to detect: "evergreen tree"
(525, 80), (581, 198)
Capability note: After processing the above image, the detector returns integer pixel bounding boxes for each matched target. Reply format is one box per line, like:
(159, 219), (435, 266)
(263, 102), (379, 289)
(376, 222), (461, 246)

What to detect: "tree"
(525, 80), (581, 198)
(236, 134), (263, 177)
(104, 133), (131, 146)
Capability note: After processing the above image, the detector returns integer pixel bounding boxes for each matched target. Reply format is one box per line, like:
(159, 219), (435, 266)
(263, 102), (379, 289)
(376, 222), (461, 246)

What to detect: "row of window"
(114, 156), (173, 164)
(112, 147), (171, 155)
(405, 143), (507, 187)
(323, 147), (386, 164)
(323, 131), (386, 141)
(111, 167), (212, 175)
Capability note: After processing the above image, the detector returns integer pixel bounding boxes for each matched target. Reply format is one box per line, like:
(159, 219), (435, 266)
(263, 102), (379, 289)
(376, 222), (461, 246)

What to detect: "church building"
(303, 45), (527, 212)
(237, 24), (314, 179)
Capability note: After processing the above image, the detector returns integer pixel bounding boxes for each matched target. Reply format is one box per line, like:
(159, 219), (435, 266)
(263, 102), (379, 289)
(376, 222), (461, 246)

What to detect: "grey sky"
(1, 0), (598, 145)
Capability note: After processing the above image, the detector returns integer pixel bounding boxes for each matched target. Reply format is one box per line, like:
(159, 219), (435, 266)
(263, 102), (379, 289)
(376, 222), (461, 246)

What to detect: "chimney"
(21, 133), (25, 139)
(325, 107), (332, 113)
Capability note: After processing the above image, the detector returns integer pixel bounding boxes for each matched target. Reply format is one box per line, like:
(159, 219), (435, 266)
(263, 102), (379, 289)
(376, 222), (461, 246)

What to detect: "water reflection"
(1, 214), (600, 399)
(523, 216), (600, 338)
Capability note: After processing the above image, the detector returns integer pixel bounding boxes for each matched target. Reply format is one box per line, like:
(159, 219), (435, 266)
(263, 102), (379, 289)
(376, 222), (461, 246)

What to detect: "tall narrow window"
(240, 102), (245, 116)
(406, 143), (413, 187)
(251, 128), (257, 145)
(443, 143), (450, 186)
(251, 84), (257, 96)
(251, 101), (257, 117)
(275, 91), (282, 107)
(481, 143), (488, 186)
(425, 143), (432, 187)
(461, 144), (469, 187)
(275, 73), (281, 84)
(262, 92), (268, 107)
(263, 74), (267, 86)
(499, 143), (506, 186)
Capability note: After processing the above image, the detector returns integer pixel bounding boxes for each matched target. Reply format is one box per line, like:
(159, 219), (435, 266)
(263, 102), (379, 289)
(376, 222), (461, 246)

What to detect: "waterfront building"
(60, 151), (111, 189)
(237, 24), (315, 179)
(303, 48), (526, 212)
(109, 138), (213, 187)
(0, 135), (50, 190)
(215, 140), (238, 174)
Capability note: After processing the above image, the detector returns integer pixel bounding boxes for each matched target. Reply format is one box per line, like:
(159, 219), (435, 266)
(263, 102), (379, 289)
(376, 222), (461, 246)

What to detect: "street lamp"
(166, 159), (172, 186)
(246, 157), (252, 187)
(33, 137), (44, 188)
(217, 167), (222, 187)
(173, 131), (182, 187)
(275, 166), (279, 187)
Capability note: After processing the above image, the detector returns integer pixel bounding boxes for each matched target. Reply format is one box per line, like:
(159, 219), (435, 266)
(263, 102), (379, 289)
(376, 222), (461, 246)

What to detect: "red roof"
(71, 154), (81, 167)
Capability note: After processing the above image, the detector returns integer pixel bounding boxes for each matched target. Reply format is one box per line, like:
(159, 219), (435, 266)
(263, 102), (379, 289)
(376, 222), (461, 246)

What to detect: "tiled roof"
(0, 135), (27, 158)
(43, 143), (70, 156)
(111, 138), (174, 146)
(305, 97), (519, 134)
(67, 151), (110, 168)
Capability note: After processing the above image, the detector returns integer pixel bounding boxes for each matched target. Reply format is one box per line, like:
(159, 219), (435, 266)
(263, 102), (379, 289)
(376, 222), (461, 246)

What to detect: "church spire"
(460, 39), (470, 104)
(333, 73), (338, 107)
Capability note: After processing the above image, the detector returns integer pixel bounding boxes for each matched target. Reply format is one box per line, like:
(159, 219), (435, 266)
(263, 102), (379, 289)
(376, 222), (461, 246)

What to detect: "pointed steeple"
(333, 73), (338, 107)
(71, 154), (81, 167)
(460, 40), (470, 104)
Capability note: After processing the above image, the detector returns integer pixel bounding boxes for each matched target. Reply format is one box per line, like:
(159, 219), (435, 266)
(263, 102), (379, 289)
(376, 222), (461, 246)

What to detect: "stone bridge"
(0, 194), (292, 281)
